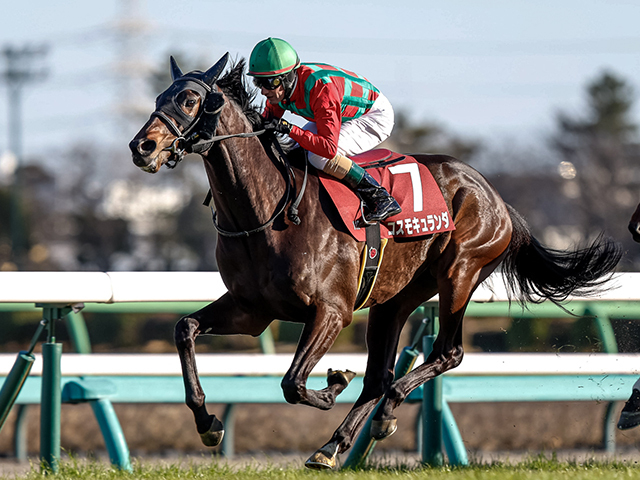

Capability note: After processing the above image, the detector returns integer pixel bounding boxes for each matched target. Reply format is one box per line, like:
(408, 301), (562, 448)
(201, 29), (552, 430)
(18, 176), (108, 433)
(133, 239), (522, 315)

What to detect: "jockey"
(247, 37), (401, 225)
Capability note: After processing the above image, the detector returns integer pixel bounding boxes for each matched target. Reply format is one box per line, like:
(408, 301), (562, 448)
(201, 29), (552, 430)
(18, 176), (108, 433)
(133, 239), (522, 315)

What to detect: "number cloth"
(318, 149), (456, 242)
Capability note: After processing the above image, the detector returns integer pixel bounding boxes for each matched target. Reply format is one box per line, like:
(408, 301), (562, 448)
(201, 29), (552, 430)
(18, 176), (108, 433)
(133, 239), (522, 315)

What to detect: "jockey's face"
(261, 84), (285, 105)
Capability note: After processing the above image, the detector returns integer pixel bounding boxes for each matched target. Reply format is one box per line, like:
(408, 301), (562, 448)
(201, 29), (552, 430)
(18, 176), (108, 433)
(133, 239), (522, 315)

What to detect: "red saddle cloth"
(318, 149), (455, 242)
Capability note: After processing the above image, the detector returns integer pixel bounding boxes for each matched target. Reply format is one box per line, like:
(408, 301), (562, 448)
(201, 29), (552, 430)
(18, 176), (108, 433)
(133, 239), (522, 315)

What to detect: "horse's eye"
(186, 99), (197, 108)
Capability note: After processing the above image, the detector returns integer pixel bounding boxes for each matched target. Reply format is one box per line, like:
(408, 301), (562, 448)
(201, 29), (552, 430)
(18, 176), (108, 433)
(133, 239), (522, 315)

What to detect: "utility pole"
(113, 0), (152, 135)
(1, 44), (48, 268)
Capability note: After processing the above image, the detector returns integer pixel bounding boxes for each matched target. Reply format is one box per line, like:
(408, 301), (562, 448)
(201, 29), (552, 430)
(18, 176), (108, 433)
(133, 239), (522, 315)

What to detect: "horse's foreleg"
(280, 304), (352, 411)
(174, 293), (271, 447)
(174, 315), (222, 446)
(305, 300), (412, 469)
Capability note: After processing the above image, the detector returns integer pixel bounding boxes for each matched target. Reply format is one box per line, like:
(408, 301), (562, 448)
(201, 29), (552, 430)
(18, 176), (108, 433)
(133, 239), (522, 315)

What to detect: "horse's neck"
(202, 106), (283, 231)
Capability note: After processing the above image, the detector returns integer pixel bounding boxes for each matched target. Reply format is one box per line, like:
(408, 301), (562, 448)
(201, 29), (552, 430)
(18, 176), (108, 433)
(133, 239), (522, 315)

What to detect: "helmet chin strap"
(282, 69), (298, 104)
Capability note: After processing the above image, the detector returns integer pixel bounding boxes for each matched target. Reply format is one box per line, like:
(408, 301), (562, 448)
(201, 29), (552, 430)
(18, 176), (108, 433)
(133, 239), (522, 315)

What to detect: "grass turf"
(3, 454), (640, 480)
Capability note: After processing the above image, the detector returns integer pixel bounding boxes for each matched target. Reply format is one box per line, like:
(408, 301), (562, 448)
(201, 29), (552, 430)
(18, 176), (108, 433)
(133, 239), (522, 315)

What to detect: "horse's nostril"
(139, 139), (156, 155)
(129, 138), (156, 156)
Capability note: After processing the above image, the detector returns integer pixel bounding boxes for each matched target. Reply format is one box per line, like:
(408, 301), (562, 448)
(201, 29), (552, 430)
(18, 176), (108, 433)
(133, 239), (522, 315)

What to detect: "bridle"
(151, 74), (267, 169)
(148, 54), (307, 236)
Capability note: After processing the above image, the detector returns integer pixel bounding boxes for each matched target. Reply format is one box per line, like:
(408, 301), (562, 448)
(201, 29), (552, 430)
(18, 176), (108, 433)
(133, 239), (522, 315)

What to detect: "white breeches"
(304, 92), (395, 170)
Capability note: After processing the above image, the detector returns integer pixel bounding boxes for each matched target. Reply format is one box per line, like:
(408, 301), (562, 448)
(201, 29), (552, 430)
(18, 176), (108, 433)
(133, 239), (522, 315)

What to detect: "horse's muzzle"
(130, 151), (159, 173)
(129, 137), (158, 171)
(129, 138), (157, 159)
(131, 154), (148, 168)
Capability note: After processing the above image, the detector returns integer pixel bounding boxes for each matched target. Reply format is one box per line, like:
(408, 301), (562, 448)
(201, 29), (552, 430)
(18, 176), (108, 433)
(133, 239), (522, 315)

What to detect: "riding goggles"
(253, 75), (283, 90)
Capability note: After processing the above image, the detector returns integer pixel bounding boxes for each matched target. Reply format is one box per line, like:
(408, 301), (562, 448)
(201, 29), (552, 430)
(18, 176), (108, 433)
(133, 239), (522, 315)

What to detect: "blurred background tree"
(385, 110), (482, 162)
(550, 72), (638, 246)
(482, 70), (639, 268)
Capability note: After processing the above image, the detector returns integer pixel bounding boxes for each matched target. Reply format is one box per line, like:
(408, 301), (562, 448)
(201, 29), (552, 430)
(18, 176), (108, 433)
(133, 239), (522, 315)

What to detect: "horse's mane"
(215, 58), (299, 155)
(216, 58), (262, 129)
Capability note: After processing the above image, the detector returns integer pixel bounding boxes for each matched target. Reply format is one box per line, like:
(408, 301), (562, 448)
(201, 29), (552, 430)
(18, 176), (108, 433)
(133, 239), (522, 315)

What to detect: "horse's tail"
(501, 204), (623, 305)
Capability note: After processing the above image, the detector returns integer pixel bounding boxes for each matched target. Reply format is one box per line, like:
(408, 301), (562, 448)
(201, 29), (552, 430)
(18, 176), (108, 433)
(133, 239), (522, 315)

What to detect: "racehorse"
(129, 54), (622, 469)
(629, 203), (640, 242)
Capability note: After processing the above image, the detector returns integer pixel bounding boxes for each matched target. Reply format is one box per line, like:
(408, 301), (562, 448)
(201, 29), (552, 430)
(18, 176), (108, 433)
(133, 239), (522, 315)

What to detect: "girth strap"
(353, 222), (388, 311)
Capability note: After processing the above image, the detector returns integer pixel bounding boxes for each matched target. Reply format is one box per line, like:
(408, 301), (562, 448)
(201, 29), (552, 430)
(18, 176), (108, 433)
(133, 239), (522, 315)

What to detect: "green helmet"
(248, 38), (300, 77)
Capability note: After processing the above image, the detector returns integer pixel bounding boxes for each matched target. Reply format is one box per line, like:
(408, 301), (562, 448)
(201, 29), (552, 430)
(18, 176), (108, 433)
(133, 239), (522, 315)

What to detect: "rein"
(158, 126), (268, 169)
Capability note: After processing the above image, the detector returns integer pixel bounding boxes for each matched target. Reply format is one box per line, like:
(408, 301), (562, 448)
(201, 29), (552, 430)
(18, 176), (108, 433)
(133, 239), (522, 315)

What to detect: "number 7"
(389, 163), (423, 212)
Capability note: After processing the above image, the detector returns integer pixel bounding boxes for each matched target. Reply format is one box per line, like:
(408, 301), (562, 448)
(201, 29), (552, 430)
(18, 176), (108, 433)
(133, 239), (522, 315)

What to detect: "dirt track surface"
(2, 401), (640, 462)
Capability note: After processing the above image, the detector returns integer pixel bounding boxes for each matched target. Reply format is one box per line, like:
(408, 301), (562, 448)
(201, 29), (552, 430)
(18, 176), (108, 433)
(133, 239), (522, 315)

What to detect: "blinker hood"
(155, 53), (230, 136)
(155, 76), (212, 133)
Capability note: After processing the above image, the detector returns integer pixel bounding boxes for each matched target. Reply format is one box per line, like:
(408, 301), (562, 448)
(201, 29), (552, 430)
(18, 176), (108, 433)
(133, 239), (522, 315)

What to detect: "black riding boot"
(353, 171), (402, 223)
(334, 156), (402, 224)
(343, 163), (402, 223)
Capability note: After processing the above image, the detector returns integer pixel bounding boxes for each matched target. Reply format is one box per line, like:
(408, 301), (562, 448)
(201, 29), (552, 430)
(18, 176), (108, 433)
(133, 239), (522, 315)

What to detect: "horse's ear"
(170, 56), (183, 81)
(202, 52), (230, 86)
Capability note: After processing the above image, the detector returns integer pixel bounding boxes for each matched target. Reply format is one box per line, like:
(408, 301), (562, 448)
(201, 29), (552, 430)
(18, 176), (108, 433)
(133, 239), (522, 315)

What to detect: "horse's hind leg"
(174, 293), (271, 447)
(370, 287), (467, 440)
(280, 302), (354, 410)
(371, 248), (509, 440)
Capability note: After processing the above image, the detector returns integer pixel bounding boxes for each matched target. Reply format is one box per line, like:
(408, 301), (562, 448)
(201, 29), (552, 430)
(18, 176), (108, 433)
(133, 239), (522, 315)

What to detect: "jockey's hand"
(264, 118), (292, 135)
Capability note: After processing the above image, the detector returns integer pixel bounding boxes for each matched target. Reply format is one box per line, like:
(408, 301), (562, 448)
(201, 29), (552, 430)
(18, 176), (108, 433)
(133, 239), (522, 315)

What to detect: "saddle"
(318, 149), (455, 310)
(318, 149), (455, 242)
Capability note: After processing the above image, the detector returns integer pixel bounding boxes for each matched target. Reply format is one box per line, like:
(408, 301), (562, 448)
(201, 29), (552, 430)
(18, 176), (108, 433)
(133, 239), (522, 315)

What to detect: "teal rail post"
(65, 311), (92, 354)
(221, 403), (236, 457)
(421, 304), (444, 466)
(0, 318), (46, 433)
(442, 400), (468, 464)
(4, 308), (92, 463)
(415, 398), (469, 466)
(13, 405), (29, 461)
(90, 399), (132, 470)
(585, 305), (618, 355)
(0, 315), (47, 463)
(585, 304), (619, 453)
(0, 352), (36, 432)
(38, 304), (73, 474)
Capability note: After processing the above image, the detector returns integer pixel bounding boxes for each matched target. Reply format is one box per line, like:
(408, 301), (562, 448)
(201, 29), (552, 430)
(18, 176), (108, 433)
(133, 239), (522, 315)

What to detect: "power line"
(152, 26), (640, 57)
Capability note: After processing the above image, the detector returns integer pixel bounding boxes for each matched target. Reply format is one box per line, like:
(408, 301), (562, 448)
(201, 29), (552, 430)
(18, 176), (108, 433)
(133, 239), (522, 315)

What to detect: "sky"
(0, 0), (639, 167)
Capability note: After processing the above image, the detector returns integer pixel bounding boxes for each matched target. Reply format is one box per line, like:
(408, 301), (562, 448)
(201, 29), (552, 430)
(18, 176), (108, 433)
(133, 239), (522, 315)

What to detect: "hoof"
(327, 369), (356, 387)
(370, 417), (397, 440)
(199, 415), (225, 447)
(618, 411), (640, 430)
(305, 444), (339, 470)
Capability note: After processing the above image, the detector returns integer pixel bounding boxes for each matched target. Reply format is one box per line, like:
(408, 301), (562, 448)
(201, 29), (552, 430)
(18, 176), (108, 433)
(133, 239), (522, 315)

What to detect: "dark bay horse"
(129, 54), (622, 469)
